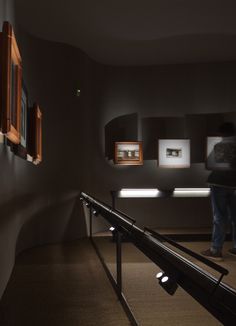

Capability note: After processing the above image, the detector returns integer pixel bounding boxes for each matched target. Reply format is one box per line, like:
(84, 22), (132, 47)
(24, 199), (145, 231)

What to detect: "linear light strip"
(119, 188), (210, 198)
(120, 188), (160, 198)
(173, 188), (210, 197)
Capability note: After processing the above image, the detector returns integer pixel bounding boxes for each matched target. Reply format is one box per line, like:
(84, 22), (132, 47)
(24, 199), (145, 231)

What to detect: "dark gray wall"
(86, 63), (236, 229)
(0, 10), (93, 297)
(1, 0), (236, 299)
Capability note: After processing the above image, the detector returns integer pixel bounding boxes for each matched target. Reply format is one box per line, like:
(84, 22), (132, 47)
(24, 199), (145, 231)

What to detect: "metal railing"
(80, 192), (236, 326)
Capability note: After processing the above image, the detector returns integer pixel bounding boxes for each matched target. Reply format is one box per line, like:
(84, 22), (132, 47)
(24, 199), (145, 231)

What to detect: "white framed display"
(206, 136), (236, 170)
(158, 139), (190, 168)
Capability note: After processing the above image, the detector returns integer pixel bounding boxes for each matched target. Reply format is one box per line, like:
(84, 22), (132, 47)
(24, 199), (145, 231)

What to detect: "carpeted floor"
(1, 237), (235, 325)
(93, 236), (236, 326)
(0, 239), (130, 326)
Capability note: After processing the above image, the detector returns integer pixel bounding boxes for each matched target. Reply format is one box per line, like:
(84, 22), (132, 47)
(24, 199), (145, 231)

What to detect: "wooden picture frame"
(7, 81), (28, 159)
(114, 141), (143, 165)
(0, 21), (22, 144)
(158, 139), (190, 168)
(27, 103), (42, 165)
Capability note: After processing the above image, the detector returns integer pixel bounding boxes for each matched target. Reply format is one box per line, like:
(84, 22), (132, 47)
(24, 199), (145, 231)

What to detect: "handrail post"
(116, 231), (122, 299)
(111, 191), (116, 209)
(89, 206), (93, 238)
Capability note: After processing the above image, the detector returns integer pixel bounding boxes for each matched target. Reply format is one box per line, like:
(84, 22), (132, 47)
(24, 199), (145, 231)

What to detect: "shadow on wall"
(142, 117), (185, 160)
(0, 191), (86, 299)
(16, 193), (86, 254)
(104, 113), (138, 160)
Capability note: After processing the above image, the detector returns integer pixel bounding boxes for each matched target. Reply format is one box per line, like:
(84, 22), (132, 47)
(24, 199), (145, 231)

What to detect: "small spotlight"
(156, 273), (178, 296)
(85, 202), (90, 207)
(92, 209), (99, 216)
(156, 271), (164, 280)
(161, 276), (169, 283)
(109, 226), (115, 232)
(76, 89), (81, 97)
(79, 196), (84, 201)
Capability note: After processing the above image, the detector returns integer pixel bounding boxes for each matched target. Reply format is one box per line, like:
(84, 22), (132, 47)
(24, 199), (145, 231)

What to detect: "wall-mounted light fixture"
(76, 89), (81, 97)
(120, 188), (160, 198)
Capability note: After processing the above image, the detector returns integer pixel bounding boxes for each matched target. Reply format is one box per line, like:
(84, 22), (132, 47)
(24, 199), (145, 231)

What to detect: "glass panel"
(173, 240), (236, 290)
(122, 242), (221, 326)
(83, 200), (235, 325)
(92, 215), (117, 281)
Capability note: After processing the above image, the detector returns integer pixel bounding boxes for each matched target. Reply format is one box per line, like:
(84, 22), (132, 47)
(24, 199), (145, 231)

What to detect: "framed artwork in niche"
(27, 103), (42, 165)
(206, 136), (236, 170)
(114, 141), (143, 165)
(158, 139), (190, 168)
(0, 21), (22, 144)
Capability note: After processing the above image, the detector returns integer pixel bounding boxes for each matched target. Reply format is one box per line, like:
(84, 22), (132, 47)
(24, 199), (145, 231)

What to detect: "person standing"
(201, 122), (236, 261)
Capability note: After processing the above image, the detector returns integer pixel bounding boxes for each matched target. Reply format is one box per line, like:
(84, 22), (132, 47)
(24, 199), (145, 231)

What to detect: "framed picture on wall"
(0, 21), (22, 144)
(114, 141), (143, 165)
(27, 103), (42, 165)
(20, 82), (28, 148)
(7, 81), (29, 159)
(206, 136), (236, 170)
(158, 139), (190, 168)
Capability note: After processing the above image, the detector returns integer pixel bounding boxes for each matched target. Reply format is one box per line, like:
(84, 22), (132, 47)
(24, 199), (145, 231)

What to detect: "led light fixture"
(92, 209), (99, 216)
(173, 188), (210, 197)
(109, 226), (115, 232)
(156, 272), (178, 295)
(156, 271), (164, 279)
(120, 188), (160, 198)
(161, 275), (169, 283)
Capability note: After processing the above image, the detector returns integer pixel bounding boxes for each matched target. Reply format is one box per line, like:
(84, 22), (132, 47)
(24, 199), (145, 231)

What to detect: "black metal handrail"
(81, 192), (236, 326)
(144, 227), (228, 276)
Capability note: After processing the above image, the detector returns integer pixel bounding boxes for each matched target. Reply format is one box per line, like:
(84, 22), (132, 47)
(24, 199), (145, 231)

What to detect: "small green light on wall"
(76, 89), (81, 97)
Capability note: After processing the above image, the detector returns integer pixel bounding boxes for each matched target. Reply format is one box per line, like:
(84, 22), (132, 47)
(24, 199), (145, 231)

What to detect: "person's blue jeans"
(210, 185), (236, 251)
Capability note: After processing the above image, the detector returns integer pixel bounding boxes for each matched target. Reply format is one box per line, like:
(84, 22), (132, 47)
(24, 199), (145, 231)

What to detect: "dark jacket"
(208, 170), (236, 188)
(207, 136), (236, 188)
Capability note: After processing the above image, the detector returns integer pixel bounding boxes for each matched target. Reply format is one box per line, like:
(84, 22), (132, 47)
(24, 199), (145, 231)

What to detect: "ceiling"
(15, 0), (236, 66)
